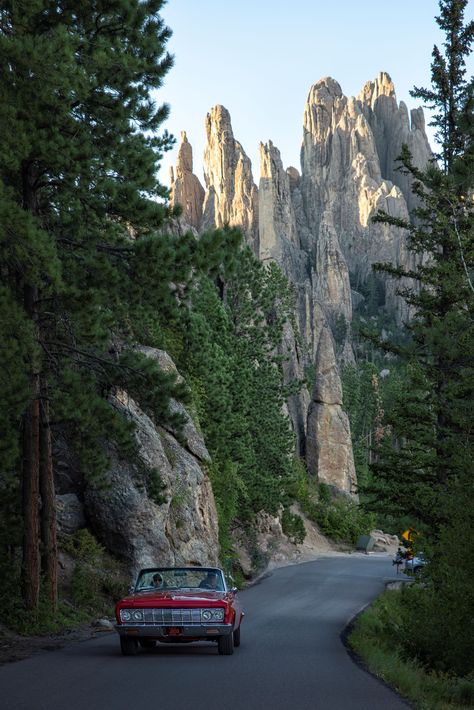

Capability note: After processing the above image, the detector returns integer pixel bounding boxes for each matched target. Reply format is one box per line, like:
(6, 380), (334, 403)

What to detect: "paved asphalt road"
(1, 554), (411, 710)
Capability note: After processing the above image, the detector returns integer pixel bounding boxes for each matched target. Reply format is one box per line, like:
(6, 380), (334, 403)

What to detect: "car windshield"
(134, 567), (226, 592)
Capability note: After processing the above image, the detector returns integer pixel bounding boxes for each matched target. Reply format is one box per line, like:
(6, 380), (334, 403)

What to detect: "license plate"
(167, 627), (182, 636)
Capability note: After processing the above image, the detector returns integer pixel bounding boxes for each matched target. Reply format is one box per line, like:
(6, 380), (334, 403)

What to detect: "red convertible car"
(115, 566), (244, 656)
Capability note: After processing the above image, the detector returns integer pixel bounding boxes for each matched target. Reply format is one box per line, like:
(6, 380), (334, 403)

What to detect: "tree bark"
(40, 388), (58, 611)
(21, 287), (41, 611)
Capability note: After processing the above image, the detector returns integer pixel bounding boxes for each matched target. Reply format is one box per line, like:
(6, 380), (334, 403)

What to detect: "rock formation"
(169, 131), (205, 229)
(68, 349), (219, 576)
(306, 326), (357, 496)
(358, 72), (432, 214)
(301, 76), (406, 282)
(169, 73), (432, 497)
(201, 105), (259, 249)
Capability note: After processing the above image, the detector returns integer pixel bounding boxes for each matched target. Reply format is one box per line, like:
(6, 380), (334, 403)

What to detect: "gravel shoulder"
(0, 622), (114, 666)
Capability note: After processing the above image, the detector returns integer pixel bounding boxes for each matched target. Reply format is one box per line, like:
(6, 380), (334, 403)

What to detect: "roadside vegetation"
(289, 465), (375, 544)
(349, 589), (474, 710)
(0, 530), (128, 635)
(346, 1), (474, 705)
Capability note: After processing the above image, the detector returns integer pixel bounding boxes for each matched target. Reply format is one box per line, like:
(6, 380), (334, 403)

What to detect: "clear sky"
(157, 0), (474, 186)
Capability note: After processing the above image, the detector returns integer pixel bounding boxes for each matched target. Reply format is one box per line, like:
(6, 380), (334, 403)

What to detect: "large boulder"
(84, 350), (219, 577)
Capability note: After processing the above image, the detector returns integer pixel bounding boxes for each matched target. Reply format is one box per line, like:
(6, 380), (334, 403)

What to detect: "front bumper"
(115, 623), (233, 639)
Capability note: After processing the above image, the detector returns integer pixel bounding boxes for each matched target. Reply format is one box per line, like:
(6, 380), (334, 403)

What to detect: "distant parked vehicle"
(115, 566), (244, 656)
(404, 552), (427, 574)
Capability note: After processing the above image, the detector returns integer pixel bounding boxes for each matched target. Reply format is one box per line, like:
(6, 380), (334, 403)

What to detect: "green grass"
(348, 590), (474, 709)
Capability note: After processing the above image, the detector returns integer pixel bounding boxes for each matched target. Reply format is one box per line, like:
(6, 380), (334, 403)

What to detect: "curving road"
(1, 555), (410, 710)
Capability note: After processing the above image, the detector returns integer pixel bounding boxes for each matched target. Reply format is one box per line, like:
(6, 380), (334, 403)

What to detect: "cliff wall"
(170, 73), (432, 497)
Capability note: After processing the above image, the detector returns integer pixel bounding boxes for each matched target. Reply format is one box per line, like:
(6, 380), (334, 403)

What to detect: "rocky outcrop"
(306, 326), (357, 496)
(358, 72), (432, 213)
(169, 74), (432, 497)
(301, 77), (406, 285)
(299, 73), (431, 324)
(84, 350), (219, 576)
(169, 131), (205, 229)
(201, 105), (259, 249)
(56, 494), (86, 534)
(259, 140), (301, 263)
(257, 139), (354, 454)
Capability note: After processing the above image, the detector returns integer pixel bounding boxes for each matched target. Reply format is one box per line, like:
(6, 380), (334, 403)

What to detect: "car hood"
(119, 590), (229, 607)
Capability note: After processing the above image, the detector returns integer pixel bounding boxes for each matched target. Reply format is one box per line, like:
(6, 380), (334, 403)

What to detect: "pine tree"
(173, 247), (298, 549)
(366, 1), (474, 533)
(364, 1), (474, 675)
(0, 0), (203, 610)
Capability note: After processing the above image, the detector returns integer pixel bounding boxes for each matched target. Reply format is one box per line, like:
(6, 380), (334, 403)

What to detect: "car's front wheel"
(120, 636), (139, 656)
(233, 626), (241, 647)
(218, 632), (234, 655)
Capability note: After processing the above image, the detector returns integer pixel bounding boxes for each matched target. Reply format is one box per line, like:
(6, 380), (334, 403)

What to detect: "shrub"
(302, 495), (375, 544)
(281, 508), (306, 544)
(350, 589), (474, 709)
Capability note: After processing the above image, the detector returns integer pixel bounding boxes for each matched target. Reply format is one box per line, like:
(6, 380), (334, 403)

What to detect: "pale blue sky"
(158, 0), (474, 185)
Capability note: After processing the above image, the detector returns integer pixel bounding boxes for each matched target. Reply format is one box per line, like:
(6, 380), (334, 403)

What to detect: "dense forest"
(349, 0), (474, 683)
(0, 0), (472, 692)
(0, 0), (369, 629)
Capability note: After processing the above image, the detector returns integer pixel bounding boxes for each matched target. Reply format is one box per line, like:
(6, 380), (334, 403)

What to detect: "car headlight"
(201, 608), (224, 622)
(120, 609), (131, 622)
(132, 610), (143, 621)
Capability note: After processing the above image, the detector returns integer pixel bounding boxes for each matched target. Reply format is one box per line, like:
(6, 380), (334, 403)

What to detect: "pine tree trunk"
(40, 388), (58, 611)
(21, 285), (41, 611)
(21, 167), (42, 610)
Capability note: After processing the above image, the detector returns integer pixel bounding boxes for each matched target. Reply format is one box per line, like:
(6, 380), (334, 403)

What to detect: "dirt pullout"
(0, 621), (113, 666)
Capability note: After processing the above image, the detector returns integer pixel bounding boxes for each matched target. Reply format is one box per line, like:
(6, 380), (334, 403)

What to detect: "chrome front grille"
(130, 608), (207, 625)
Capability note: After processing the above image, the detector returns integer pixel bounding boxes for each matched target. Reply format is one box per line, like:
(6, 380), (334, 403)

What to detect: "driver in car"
(199, 571), (221, 590)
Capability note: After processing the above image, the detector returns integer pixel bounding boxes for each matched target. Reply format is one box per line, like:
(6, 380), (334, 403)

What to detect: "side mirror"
(129, 585), (135, 594)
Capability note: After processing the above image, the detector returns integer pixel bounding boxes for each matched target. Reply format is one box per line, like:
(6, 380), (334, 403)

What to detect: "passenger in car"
(152, 573), (166, 589)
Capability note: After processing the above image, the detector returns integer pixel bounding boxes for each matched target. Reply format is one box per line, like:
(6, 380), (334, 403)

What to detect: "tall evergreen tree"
(363, 2), (474, 674)
(172, 248), (298, 550)
(0, 0), (214, 611)
(366, 1), (474, 533)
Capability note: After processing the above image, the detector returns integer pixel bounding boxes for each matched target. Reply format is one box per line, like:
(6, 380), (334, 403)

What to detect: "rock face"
(176, 106), (259, 249)
(169, 131), (205, 229)
(169, 74), (432, 497)
(358, 72), (432, 214)
(56, 493), (86, 534)
(306, 326), (357, 496)
(84, 350), (219, 576)
(302, 75), (407, 283)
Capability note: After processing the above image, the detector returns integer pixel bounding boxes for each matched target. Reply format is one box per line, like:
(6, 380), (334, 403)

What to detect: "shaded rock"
(84, 357), (218, 577)
(313, 211), (352, 329)
(56, 493), (85, 534)
(258, 140), (300, 262)
(92, 619), (114, 630)
(370, 527), (400, 551)
(299, 74), (426, 322)
(136, 347), (210, 463)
